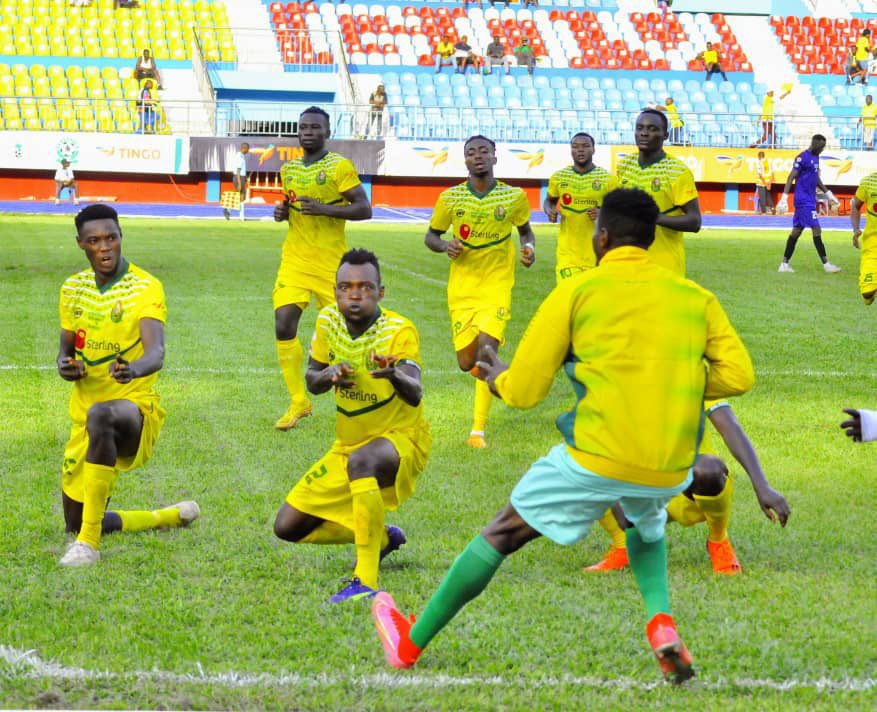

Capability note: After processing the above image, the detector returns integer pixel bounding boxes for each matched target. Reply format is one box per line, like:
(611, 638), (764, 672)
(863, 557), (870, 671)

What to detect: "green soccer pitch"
(0, 215), (874, 710)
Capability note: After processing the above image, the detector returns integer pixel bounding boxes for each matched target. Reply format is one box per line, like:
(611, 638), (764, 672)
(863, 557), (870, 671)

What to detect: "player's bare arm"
(305, 357), (355, 394)
(709, 406), (790, 526)
(840, 408), (863, 441)
(273, 196), (290, 222)
(424, 227), (463, 259)
(109, 317), (164, 384)
(851, 197), (864, 248)
(474, 344), (508, 396)
(57, 329), (87, 381)
(370, 354), (422, 407)
(543, 195), (559, 223)
(656, 197), (702, 233)
(517, 222), (536, 267)
(298, 185), (372, 220)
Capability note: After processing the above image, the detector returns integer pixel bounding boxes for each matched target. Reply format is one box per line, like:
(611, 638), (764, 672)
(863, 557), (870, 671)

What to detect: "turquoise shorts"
(510, 443), (693, 545)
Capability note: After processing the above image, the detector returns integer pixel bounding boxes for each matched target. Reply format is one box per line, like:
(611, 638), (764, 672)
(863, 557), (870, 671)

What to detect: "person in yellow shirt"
(855, 29), (872, 85)
(424, 135), (536, 449)
(755, 150), (775, 214)
(655, 97), (685, 145)
(699, 42), (727, 82)
(859, 94), (877, 150)
(616, 109), (701, 276)
(749, 90), (776, 149)
(851, 170), (877, 305)
(56, 205), (199, 567)
(273, 249), (430, 602)
(544, 132), (618, 282)
(372, 187), (754, 683)
(435, 33), (455, 73)
(271, 106), (372, 431)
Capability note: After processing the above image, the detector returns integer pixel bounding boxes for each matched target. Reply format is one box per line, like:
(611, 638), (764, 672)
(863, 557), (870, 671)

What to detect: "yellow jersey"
(436, 41), (454, 58)
(856, 36), (871, 61)
(862, 102), (877, 129)
(760, 94), (774, 121)
(310, 305), (425, 447)
(494, 246), (754, 488)
(279, 151), (362, 279)
(547, 165), (618, 275)
(59, 260), (167, 424)
(703, 49), (718, 65)
(616, 152), (698, 275)
(665, 103), (684, 129)
(429, 179), (531, 308)
(855, 171), (877, 251)
(757, 157), (773, 188)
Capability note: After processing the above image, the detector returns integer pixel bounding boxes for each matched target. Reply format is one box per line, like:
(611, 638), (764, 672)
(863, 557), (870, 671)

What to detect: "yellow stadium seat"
(88, 87), (105, 99)
(43, 117), (60, 130)
(69, 45), (85, 57)
(0, 63), (8, 75)
(34, 84), (50, 98)
(47, 64), (63, 77)
(29, 64), (46, 77)
(101, 66), (118, 80)
(51, 85), (69, 98)
(5, 117), (22, 129)
(15, 84), (33, 97)
(11, 63), (28, 77)
(24, 116), (41, 130)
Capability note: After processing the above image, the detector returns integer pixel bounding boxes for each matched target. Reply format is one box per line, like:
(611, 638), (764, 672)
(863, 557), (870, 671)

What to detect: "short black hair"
(570, 132), (595, 145)
(464, 134), (496, 151)
(75, 204), (120, 233)
(598, 188), (659, 250)
(300, 106), (330, 123)
(339, 248), (381, 283)
(639, 108), (669, 132)
(812, 133), (827, 143)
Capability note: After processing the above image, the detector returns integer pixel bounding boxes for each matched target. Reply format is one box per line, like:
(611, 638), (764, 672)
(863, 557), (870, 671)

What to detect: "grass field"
(0, 215), (874, 710)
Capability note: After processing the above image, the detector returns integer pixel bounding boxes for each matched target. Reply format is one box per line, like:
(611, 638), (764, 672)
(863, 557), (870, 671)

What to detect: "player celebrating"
(850, 170), (877, 304)
(273, 249), (431, 602)
(424, 135), (535, 449)
(272, 106), (372, 431)
(585, 400), (790, 575)
(776, 135), (842, 274)
(372, 188), (755, 683)
(616, 109), (701, 276)
(544, 132), (618, 282)
(56, 205), (199, 567)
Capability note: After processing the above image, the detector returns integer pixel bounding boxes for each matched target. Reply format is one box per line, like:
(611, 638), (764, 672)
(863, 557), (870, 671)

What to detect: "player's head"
(592, 188), (659, 263)
(666, 96), (674, 105)
(635, 109), (668, 151)
(75, 204), (124, 277)
(809, 134), (827, 155)
(757, 150), (765, 159)
(463, 135), (497, 178)
(240, 142), (250, 154)
(298, 106), (331, 151)
(61, 159), (70, 167)
(569, 132), (595, 167)
(336, 248), (383, 325)
(867, 94), (873, 105)
(706, 41), (712, 49)
(142, 49), (150, 58)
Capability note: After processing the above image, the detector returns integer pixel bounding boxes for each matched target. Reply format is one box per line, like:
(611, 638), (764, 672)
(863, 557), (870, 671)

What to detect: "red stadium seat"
(769, 15), (783, 28)
(451, 7), (465, 18)
(631, 12), (644, 23)
(569, 56), (585, 68)
(549, 10), (563, 21)
(303, 2), (317, 12)
(621, 57), (635, 69)
(582, 11), (596, 22)
(418, 53), (432, 66)
(436, 7), (449, 17)
(566, 11), (579, 22)
(585, 55), (601, 68)
(739, 61), (752, 72)
(638, 58), (652, 70)
(785, 16), (800, 27)
(813, 62), (828, 73)
(605, 58), (619, 69)
(653, 58), (668, 70)
(797, 62), (811, 73)
(802, 16), (816, 29)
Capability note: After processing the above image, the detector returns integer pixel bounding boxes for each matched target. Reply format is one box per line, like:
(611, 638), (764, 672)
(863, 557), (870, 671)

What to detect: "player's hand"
(840, 408), (862, 441)
(446, 238), (464, 260)
(754, 485), (790, 527)
(110, 354), (135, 383)
(546, 206), (559, 223)
(853, 229), (862, 249)
(369, 351), (398, 379)
(520, 243), (535, 267)
(826, 190), (840, 210)
(776, 195), (789, 214)
(327, 362), (355, 389)
(585, 207), (598, 221)
(58, 356), (87, 381)
(273, 197), (290, 222)
(474, 344), (509, 389)
(298, 196), (325, 216)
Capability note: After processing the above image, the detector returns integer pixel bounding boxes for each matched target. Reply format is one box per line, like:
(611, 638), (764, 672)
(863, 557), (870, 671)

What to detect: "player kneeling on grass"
(371, 188), (755, 683)
(587, 400), (790, 575)
(273, 249), (431, 603)
(57, 204), (199, 567)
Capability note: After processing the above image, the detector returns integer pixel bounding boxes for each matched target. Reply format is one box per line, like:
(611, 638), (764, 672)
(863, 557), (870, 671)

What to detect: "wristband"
(522, 242), (535, 255)
(860, 409), (877, 442)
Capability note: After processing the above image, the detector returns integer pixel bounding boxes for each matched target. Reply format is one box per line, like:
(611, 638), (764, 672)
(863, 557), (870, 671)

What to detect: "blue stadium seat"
(821, 95), (836, 107)
(534, 75), (550, 89)
(556, 99), (572, 110)
(550, 76), (566, 90)
(633, 78), (649, 93)
(684, 79), (700, 93)
(650, 79), (666, 93)
(616, 78), (633, 92)
(836, 95), (853, 107)
(450, 73), (467, 87)
(600, 78), (615, 90)
(667, 79), (684, 93)
(556, 88), (571, 102)
(488, 85), (504, 100)
(438, 95), (455, 108)
(579, 77), (596, 90)
(736, 81), (751, 95)
(488, 94), (505, 108)
(434, 73), (450, 86)
(472, 95), (488, 109)
(719, 82), (734, 94)
(382, 73), (400, 87)
(400, 72), (417, 86)
(501, 74), (517, 87)
(416, 73), (433, 86)
(539, 88), (555, 104)
(436, 85), (452, 98)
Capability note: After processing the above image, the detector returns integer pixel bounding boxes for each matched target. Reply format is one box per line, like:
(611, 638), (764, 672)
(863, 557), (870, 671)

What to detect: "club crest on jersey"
(110, 300), (124, 323)
(328, 349), (336, 362)
(651, 177), (661, 192)
(460, 224), (471, 240)
(75, 329), (86, 349)
(73, 307), (83, 318)
(562, 193), (573, 205)
(494, 205), (506, 220)
(287, 189), (297, 203)
(592, 180), (602, 190)
(316, 170), (327, 185)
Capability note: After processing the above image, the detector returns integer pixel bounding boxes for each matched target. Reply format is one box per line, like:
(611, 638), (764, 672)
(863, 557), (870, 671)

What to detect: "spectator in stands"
(515, 38), (535, 76)
(490, 0), (510, 7)
(368, 84), (387, 138)
(463, 0), (482, 9)
(135, 49), (161, 89)
(846, 45), (863, 85)
(699, 42), (728, 82)
(870, 49), (877, 80)
(523, 0), (538, 7)
(859, 94), (877, 150)
(855, 29), (872, 85)
(114, 0), (138, 7)
(755, 151), (775, 215)
(655, 97), (685, 145)
(485, 34), (513, 76)
(435, 34), (455, 74)
(224, 143), (249, 221)
(749, 90), (775, 149)
(137, 79), (157, 134)
(454, 35), (476, 75)
(54, 160), (79, 206)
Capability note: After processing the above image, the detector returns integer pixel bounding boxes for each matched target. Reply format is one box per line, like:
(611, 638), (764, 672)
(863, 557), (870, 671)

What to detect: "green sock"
(409, 534), (505, 650)
(626, 526), (671, 619)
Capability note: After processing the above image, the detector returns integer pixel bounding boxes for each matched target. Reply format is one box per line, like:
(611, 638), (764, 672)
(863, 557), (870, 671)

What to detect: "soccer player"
(850, 170), (877, 305)
(273, 249), (430, 602)
(56, 205), (199, 567)
(776, 135), (842, 274)
(584, 400), (790, 575)
(372, 188), (755, 683)
(424, 135), (535, 449)
(755, 151), (775, 215)
(272, 107), (372, 431)
(616, 109), (701, 277)
(544, 132), (618, 283)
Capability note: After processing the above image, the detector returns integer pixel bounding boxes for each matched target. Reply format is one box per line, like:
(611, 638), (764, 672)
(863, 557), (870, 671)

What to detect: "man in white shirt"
(224, 143), (249, 221)
(54, 160), (79, 206)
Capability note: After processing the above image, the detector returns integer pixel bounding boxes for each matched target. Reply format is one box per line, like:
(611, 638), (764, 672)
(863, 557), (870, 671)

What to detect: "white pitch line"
(381, 259), (447, 287)
(0, 646), (872, 693)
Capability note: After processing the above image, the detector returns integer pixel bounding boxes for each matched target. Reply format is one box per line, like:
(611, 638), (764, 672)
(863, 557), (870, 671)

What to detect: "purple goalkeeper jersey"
(792, 150), (819, 209)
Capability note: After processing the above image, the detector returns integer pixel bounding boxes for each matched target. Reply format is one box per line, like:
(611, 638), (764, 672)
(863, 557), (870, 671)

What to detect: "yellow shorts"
(666, 474), (734, 527)
(273, 263), (335, 311)
(61, 398), (166, 503)
(449, 302), (511, 351)
(859, 248), (877, 296)
(285, 424), (431, 531)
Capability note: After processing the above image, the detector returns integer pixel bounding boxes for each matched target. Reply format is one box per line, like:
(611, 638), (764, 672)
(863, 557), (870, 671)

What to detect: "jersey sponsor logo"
(460, 223), (472, 240)
(85, 338), (122, 353)
(75, 329), (86, 349)
(286, 189), (297, 202)
(316, 170), (327, 185)
(562, 193), (573, 205)
(493, 205), (506, 220)
(338, 389), (378, 403)
(651, 177), (661, 192)
(110, 300), (124, 323)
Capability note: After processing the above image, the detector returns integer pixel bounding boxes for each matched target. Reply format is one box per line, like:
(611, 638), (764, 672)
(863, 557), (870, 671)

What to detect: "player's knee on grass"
(347, 439), (400, 489)
(481, 503), (541, 556)
(690, 454), (728, 497)
(273, 503), (320, 542)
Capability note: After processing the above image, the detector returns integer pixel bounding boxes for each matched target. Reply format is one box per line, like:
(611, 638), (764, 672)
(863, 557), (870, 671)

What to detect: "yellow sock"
(114, 507), (182, 532)
(472, 377), (492, 433)
(350, 477), (384, 590)
(300, 521), (355, 545)
(277, 338), (308, 405)
(598, 509), (627, 549)
(78, 463), (116, 549)
(694, 476), (734, 543)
